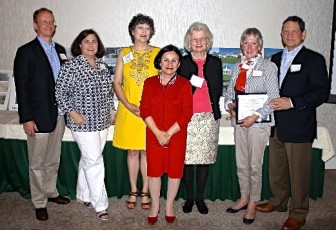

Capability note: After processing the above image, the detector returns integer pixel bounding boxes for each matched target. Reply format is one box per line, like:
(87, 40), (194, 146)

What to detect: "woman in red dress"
(140, 44), (193, 225)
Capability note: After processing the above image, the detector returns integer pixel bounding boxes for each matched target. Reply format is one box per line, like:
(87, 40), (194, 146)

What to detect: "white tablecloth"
(0, 110), (334, 162)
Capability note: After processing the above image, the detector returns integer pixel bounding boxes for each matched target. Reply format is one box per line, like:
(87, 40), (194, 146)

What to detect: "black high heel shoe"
(226, 204), (248, 213)
(243, 217), (255, 225)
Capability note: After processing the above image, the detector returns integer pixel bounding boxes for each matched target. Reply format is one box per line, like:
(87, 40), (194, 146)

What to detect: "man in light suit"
(13, 8), (70, 221)
(255, 16), (329, 230)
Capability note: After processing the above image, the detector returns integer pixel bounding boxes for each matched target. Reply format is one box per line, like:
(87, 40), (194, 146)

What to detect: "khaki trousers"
(235, 126), (270, 201)
(268, 131), (312, 222)
(27, 116), (65, 208)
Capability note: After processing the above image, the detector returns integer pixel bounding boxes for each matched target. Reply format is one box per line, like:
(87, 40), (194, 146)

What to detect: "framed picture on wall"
(210, 48), (241, 114)
(328, 1), (336, 103)
(0, 70), (12, 110)
(215, 48), (241, 95)
(103, 47), (121, 80)
(8, 76), (18, 110)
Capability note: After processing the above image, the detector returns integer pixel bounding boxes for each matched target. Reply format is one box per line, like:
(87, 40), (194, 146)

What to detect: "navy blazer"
(13, 37), (67, 133)
(178, 54), (223, 120)
(271, 47), (329, 142)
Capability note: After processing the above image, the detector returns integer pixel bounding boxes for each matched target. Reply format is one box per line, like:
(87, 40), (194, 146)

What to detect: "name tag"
(122, 52), (134, 64)
(59, 53), (67, 60)
(253, 70), (263, 77)
(290, 64), (301, 72)
(190, 74), (204, 88)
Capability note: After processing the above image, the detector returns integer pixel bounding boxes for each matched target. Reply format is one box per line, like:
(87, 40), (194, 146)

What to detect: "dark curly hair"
(128, 13), (155, 43)
(71, 29), (105, 58)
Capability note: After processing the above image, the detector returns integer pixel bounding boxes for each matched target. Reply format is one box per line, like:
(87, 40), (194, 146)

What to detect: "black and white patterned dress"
(55, 55), (114, 132)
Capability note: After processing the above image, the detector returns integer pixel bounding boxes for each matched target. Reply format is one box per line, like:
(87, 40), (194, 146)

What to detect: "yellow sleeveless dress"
(113, 46), (160, 150)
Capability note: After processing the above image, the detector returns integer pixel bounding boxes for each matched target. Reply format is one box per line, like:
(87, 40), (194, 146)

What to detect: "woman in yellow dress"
(112, 13), (160, 210)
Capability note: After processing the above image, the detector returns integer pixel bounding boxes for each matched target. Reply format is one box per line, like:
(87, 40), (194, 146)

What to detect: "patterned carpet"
(0, 170), (335, 230)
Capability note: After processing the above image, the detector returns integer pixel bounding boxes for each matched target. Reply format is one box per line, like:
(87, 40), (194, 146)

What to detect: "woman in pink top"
(178, 22), (223, 214)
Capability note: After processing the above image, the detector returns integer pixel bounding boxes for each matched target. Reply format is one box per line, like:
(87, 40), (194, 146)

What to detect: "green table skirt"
(0, 139), (324, 201)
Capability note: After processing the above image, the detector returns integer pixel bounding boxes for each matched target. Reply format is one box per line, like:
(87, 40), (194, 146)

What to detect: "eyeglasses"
(36, 20), (56, 26)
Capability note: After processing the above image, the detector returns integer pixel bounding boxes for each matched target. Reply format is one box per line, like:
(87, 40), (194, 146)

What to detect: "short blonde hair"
(183, 22), (214, 52)
(240, 28), (263, 50)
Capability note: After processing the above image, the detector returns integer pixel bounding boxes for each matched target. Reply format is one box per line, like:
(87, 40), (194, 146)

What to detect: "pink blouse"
(193, 58), (212, 113)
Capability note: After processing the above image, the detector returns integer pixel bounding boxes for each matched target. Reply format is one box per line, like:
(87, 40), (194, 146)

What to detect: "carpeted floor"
(0, 170), (335, 230)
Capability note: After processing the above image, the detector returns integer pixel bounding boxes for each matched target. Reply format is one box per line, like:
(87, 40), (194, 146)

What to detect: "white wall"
(0, 0), (335, 167)
(0, 0), (333, 62)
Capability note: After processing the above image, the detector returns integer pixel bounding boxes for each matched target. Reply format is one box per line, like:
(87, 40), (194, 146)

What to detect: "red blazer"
(140, 75), (193, 146)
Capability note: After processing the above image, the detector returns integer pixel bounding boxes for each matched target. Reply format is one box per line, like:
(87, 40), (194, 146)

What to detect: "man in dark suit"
(255, 16), (329, 230)
(13, 8), (70, 221)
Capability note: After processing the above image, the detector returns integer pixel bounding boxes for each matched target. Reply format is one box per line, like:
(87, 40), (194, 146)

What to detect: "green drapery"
(0, 139), (324, 201)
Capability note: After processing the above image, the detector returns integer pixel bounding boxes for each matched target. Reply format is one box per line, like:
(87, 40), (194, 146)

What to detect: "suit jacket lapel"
(55, 43), (67, 65)
(34, 38), (54, 77)
(283, 46), (306, 81)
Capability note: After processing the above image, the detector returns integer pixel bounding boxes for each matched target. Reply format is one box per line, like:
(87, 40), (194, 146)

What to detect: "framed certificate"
(236, 93), (271, 123)
(0, 70), (12, 110)
(8, 77), (18, 110)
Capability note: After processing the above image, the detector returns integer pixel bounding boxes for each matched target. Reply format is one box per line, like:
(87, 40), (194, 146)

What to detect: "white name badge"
(59, 53), (67, 60)
(253, 70), (263, 77)
(122, 52), (134, 64)
(290, 64), (301, 72)
(190, 74), (204, 88)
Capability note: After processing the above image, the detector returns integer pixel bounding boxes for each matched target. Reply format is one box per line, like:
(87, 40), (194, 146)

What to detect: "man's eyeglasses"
(36, 20), (56, 26)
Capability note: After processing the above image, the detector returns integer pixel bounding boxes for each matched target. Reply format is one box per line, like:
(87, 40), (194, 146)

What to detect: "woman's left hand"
(70, 110), (87, 125)
(126, 103), (140, 117)
(238, 114), (259, 128)
(155, 130), (170, 146)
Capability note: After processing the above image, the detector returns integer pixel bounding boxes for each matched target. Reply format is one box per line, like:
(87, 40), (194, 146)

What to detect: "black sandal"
(84, 202), (93, 208)
(97, 210), (108, 220)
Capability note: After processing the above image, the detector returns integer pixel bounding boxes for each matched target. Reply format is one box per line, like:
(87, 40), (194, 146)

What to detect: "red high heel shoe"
(165, 215), (176, 223)
(148, 215), (158, 225)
